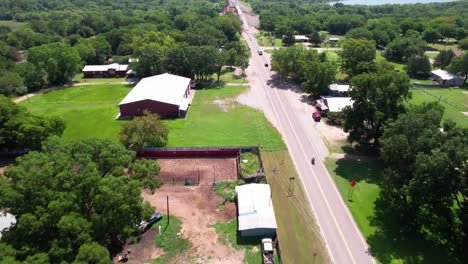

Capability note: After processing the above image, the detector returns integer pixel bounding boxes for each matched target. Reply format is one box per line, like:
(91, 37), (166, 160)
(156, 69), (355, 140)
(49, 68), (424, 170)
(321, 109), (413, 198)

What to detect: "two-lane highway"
(234, 2), (376, 263)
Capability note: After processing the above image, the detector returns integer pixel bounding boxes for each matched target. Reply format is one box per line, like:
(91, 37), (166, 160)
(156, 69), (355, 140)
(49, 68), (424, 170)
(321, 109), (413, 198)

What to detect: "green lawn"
(21, 84), (131, 141)
(154, 215), (190, 263)
(22, 84), (285, 150)
(410, 88), (468, 128)
(166, 85), (285, 151)
(212, 220), (263, 264)
(262, 150), (331, 264)
(325, 158), (382, 238)
(216, 68), (247, 84)
(326, 155), (464, 263)
(256, 31), (282, 47)
(375, 53), (405, 72)
(0, 20), (27, 30)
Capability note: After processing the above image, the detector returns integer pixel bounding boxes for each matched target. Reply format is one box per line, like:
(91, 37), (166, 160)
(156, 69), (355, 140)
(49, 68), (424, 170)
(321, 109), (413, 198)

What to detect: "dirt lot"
(154, 157), (238, 185)
(116, 157), (243, 263)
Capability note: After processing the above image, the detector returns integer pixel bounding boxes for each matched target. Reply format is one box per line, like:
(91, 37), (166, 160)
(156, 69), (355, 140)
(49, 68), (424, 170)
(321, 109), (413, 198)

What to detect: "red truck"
(312, 110), (321, 122)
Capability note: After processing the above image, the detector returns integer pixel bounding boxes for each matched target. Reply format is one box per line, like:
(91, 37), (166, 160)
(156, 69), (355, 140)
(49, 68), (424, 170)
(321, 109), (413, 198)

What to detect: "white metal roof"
(329, 37), (340, 41)
(294, 35), (309, 41)
(235, 184), (277, 231)
(82, 63), (128, 72)
(431, 69), (461, 81)
(119, 73), (191, 106)
(329, 83), (350, 92)
(321, 96), (353, 112)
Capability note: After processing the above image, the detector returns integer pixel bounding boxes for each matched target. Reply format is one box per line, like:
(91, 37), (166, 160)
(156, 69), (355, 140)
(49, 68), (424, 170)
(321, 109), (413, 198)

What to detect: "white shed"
(235, 184), (277, 237)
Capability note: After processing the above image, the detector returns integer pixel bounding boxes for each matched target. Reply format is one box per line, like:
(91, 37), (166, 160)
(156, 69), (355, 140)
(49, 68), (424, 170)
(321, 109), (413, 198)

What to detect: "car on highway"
(312, 110), (321, 122)
(264, 63), (269, 67)
(258, 50), (263, 55)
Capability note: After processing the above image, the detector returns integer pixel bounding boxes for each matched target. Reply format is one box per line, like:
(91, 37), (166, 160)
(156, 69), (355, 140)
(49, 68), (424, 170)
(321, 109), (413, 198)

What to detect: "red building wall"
(119, 99), (179, 118)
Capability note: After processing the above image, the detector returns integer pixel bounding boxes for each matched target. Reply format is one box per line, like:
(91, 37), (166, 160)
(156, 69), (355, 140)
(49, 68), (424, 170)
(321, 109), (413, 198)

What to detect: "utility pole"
(166, 195), (170, 225)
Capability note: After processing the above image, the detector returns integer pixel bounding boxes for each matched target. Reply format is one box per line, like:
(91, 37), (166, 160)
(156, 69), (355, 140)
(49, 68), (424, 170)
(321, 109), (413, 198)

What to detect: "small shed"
(119, 73), (191, 119)
(235, 184), (277, 237)
(294, 35), (309, 42)
(82, 63), (128, 78)
(430, 69), (464, 87)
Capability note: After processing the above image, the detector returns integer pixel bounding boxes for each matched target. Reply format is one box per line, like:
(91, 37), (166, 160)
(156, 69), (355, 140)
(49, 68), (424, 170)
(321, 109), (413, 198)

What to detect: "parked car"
(262, 238), (275, 264)
(312, 110), (321, 122)
(138, 212), (163, 233)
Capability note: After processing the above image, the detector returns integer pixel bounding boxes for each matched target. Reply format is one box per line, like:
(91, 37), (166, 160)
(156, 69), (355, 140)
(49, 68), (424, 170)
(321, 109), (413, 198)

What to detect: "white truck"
(261, 238), (275, 264)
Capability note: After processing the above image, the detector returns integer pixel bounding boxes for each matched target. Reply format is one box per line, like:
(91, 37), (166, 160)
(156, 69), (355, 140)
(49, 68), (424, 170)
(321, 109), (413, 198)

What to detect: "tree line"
(0, 0), (249, 96)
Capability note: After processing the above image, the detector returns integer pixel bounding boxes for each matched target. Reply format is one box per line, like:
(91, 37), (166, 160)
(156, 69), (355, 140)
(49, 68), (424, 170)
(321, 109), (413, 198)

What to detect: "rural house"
(431, 69), (464, 87)
(82, 63), (128, 78)
(235, 184), (277, 237)
(118, 73), (191, 119)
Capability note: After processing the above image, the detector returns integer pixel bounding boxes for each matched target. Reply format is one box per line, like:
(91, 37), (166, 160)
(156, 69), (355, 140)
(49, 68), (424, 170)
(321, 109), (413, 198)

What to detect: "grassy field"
(410, 88), (468, 128)
(256, 31), (282, 47)
(0, 20), (27, 30)
(325, 156), (460, 263)
(325, 158), (382, 238)
(21, 84), (131, 141)
(22, 83), (285, 150)
(212, 220), (262, 264)
(166, 85), (285, 151)
(154, 216), (190, 263)
(216, 68), (247, 84)
(262, 150), (331, 264)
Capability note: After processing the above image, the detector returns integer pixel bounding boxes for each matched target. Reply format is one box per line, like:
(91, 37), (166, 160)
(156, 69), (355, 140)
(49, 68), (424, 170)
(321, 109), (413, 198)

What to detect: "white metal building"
(235, 184), (277, 237)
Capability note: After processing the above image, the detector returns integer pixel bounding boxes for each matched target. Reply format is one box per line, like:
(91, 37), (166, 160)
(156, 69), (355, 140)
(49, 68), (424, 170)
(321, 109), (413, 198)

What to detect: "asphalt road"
(234, 2), (376, 264)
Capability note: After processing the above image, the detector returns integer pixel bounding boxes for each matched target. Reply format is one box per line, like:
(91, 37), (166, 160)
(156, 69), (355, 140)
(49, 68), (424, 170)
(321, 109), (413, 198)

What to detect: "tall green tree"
(434, 50), (455, 70)
(0, 95), (65, 150)
(301, 58), (337, 97)
(384, 36), (427, 63)
(378, 103), (467, 258)
(28, 43), (81, 85)
(405, 55), (431, 79)
(119, 112), (168, 149)
(343, 70), (411, 150)
(0, 137), (161, 262)
(15, 62), (47, 92)
(447, 53), (468, 84)
(339, 38), (376, 76)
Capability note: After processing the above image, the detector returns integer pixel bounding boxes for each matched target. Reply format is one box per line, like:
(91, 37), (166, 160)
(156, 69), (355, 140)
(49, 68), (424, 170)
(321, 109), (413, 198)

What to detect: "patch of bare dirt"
(113, 229), (163, 264)
(463, 111), (468, 116)
(213, 99), (236, 112)
(142, 185), (242, 264)
(154, 157), (238, 184)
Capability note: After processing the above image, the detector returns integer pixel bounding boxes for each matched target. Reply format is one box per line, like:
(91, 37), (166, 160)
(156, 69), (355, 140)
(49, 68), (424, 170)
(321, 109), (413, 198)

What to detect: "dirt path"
(14, 81), (132, 103)
(142, 185), (243, 264)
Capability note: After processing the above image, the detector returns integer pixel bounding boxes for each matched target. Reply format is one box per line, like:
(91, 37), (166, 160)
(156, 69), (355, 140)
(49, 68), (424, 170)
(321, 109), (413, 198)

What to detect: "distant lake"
(329, 0), (455, 5)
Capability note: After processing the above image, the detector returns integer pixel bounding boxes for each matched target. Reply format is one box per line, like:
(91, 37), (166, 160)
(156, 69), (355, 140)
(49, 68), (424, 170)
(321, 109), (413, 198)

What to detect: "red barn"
(118, 73), (192, 119)
(82, 63), (128, 78)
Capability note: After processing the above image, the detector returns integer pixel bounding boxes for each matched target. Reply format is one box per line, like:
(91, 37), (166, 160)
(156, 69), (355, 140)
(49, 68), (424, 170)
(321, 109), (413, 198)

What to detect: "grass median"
(262, 150), (331, 264)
